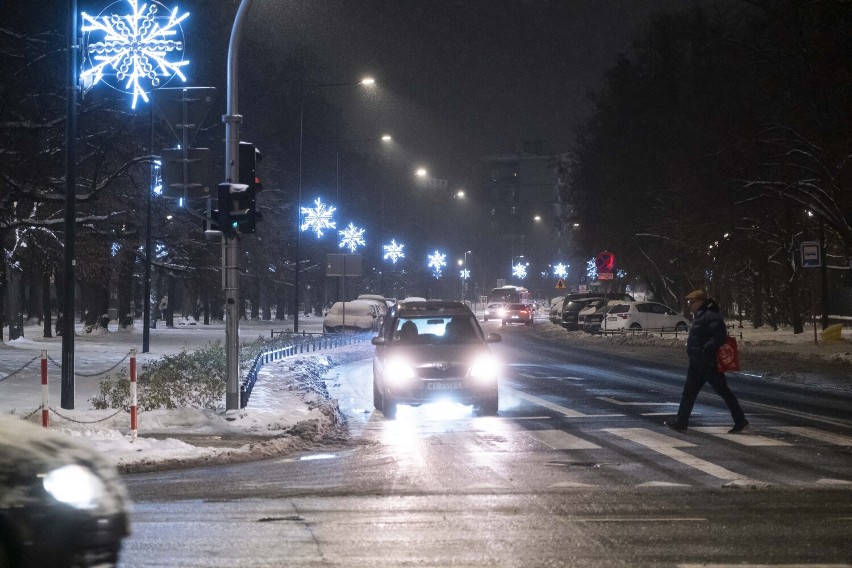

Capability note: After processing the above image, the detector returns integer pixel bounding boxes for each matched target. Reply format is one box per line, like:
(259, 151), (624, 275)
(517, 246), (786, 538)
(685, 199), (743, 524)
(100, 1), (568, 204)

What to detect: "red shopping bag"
(716, 336), (740, 373)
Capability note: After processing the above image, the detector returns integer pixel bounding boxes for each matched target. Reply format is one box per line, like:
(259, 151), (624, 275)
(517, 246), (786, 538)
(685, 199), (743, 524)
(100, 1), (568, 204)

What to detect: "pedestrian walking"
(665, 289), (749, 434)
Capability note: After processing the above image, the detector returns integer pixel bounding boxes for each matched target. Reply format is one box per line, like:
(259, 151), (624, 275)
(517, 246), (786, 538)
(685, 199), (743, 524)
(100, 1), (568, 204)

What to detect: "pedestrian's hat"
(685, 289), (707, 302)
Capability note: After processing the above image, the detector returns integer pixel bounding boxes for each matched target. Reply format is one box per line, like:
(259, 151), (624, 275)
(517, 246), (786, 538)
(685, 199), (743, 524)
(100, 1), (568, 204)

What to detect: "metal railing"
(240, 331), (372, 408)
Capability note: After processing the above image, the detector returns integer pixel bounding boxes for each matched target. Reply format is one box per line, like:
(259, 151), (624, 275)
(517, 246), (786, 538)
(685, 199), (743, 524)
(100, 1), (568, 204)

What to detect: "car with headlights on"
(0, 415), (130, 568)
(501, 303), (534, 326)
(371, 300), (502, 418)
(482, 303), (505, 322)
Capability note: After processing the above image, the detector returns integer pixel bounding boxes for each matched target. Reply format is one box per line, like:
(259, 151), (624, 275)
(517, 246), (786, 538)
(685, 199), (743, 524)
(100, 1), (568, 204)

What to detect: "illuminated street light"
(533, 214), (542, 222)
(360, 76), (376, 86)
(381, 134), (392, 142)
(415, 167), (428, 178)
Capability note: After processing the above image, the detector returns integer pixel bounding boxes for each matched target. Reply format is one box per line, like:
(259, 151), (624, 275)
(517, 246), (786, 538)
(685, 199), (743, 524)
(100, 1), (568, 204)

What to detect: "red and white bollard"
(41, 350), (49, 428)
(130, 349), (137, 442)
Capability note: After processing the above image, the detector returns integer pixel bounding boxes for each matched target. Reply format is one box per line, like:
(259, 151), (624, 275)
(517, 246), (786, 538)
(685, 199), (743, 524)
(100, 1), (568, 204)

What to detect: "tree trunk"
(752, 266), (764, 328)
(42, 271), (52, 338)
(7, 267), (24, 340)
(165, 275), (176, 327)
(117, 250), (133, 328)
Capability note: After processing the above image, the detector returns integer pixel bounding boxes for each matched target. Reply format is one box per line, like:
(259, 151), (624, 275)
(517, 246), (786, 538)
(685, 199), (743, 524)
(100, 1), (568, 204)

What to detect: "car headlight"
(43, 464), (106, 510)
(385, 358), (416, 386)
(469, 355), (500, 384)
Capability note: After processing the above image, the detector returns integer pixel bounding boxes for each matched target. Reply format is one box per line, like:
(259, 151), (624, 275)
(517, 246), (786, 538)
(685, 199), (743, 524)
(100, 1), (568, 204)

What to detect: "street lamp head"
(381, 134), (392, 142)
(415, 167), (428, 177)
(533, 215), (541, 222)
(455, 189), (466, 199)
(360, 77), (376, 86)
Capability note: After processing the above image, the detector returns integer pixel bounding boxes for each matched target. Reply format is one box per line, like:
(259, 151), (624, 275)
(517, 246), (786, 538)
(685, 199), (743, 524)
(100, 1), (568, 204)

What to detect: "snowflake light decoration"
(81, 0), (190, 109)
(300, 198), (336, 238)
(427, 250), (447, 278)
(552, 263), (568, 279)
(586, 258), (598, 280)
(338, 223), (366, 253)
(512, 262), (528, 279)
(460, 268), (471, 279)
(383, 240), (405, 263)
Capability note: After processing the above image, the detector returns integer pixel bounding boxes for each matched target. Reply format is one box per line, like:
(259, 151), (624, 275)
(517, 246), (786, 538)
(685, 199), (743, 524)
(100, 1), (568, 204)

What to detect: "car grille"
(418, 364), (467, 378)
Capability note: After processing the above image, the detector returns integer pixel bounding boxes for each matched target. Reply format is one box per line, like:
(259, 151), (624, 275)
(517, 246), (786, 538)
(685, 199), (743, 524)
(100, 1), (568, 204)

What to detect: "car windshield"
(392, 315), (482, 344)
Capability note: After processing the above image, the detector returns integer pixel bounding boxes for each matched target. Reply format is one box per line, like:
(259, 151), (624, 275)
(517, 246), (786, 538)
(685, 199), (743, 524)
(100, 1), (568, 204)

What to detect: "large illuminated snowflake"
(300, 198), (336, 238)
(338, 223), (366, 253)
(552, 262), (568, 279)
(81, 0), (190, 109)
(427, 250), (446, 278)
(383, 240), (405, 263)
(460, 268), (471, 279)
(512, 262), (528, 279)
(586, 258), (598, 280)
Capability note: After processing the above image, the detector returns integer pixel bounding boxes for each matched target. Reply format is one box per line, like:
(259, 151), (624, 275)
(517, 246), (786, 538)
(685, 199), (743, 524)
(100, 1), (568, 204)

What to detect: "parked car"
(576, 298), (612, 331)
(549, 296), (568, 324)
(483, 303), (505, 322)
(561, 297), (606, 330)
(0, 415), (131, 568)
(370, 299), (502, 418)
(585, 301), (689, 332)
(357, 294), (391, 316)
(323, 300), (382, 332)
(502, 303), (534, 326)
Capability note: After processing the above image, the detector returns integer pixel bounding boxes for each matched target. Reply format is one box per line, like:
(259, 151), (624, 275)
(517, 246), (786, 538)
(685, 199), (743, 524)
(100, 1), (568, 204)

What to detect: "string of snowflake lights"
(81, 0), (190, 109)
(383, 240), (405, 263)
(427, 250), (447, 278)
(512, 262), (528, 279)
(552, 262), (568, 279)
(338, 223), (366, 253)
(300, 198), (336, 238)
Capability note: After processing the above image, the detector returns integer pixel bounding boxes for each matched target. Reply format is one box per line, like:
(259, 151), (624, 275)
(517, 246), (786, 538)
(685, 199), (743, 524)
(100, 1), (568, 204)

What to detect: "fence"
(595, 325), (744, 340)
(0, 331), (371, 434)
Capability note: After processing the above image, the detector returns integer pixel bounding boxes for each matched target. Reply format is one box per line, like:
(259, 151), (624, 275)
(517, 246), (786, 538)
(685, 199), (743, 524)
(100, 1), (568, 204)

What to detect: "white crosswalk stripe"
(526, 429), (600, 450)
(774, 426), (852, 446)
(691, 427), (791, 446)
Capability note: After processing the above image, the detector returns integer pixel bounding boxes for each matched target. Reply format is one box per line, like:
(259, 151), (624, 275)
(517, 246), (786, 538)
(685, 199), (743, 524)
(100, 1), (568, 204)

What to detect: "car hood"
(381, 343), (492, 366)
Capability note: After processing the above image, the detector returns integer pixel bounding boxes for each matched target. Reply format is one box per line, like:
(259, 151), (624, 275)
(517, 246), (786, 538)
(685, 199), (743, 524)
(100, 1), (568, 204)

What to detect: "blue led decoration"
(81, 0), (190, 109)
(552, 262), (568, 279)
(512, 262), (528, 279)
(460, 268), (471, 279)
(300, 198), (336, 238)
(339, 223), (366, 253)
(427, 250), (447, 278)
(383, 239), (405, 263)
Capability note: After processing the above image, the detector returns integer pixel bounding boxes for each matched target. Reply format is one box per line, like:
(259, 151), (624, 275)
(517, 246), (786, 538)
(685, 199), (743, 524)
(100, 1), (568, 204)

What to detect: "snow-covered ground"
(1, 313), (850, 473)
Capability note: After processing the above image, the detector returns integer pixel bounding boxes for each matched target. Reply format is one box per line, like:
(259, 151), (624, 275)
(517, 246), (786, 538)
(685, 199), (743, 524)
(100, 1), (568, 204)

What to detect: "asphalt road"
(119, 320), (852, 567)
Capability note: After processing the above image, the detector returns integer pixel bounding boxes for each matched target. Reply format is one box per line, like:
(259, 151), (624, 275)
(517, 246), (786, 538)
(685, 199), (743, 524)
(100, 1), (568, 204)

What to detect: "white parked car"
(323, 300), (382, 332)
(598, 301), (689, 332)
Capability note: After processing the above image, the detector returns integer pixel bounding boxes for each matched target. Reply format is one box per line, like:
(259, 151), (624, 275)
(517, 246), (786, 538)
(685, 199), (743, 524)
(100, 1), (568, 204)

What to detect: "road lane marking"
(518, 372), (585, 380)
(527, 429), (600, 450)
(503, 386), (624, 418)
(598, 396), (678, 406)
(549, 481), (598, 488)
(636, 481), (691, 487)
(691, 427), (791, 446)
(774, 426), (852, 446)
(604, 428), (751, 482)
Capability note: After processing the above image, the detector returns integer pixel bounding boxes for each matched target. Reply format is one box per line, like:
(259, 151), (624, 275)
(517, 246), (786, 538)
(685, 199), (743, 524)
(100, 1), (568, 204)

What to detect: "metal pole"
(294, 104), (303, 333)
(223, 0), (252, 410)
(143, 102), (153, 353)
(61, 0), (78, 409)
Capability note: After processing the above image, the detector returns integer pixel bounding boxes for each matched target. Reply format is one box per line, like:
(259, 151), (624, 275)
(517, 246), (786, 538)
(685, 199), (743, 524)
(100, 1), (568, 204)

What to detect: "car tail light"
(617, 314), (630, 319)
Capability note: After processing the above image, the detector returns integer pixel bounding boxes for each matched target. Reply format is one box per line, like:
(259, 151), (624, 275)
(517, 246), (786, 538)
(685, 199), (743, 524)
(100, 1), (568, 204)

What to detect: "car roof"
(394, 300), (474, 317)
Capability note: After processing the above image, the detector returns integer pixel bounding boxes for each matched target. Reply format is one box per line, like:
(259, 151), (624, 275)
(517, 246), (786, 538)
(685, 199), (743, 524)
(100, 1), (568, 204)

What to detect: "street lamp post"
(294, 77), (375, 333)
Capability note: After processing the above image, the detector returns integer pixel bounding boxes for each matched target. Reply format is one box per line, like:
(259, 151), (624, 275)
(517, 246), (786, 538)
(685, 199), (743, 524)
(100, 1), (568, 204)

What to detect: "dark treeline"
(564, 0), (852, 331)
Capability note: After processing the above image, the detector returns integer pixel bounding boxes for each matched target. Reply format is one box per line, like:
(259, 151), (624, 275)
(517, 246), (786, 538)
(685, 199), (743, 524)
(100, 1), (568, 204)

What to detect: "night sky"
(243, 0), (713, 188)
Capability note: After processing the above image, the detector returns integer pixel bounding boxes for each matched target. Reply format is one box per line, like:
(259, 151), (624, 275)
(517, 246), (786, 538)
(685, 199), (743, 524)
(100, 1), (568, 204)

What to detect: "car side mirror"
(485, 333), (502, 343)
(371, 336), (386, 346)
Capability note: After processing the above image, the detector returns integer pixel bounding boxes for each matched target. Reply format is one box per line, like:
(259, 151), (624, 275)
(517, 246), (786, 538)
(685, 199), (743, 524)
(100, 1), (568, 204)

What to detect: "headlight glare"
(385, 358), (415, 386)
(469, 355), (500, 384)
(43, 464), (106, 510)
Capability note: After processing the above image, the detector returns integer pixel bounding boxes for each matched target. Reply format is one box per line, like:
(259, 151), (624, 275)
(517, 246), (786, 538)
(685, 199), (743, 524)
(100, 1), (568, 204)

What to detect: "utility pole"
(223, 0), (252, 410)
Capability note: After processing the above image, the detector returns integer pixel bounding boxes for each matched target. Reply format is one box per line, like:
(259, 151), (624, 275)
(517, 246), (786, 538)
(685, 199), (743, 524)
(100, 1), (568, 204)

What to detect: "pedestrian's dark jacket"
(686, 299), (727, 371)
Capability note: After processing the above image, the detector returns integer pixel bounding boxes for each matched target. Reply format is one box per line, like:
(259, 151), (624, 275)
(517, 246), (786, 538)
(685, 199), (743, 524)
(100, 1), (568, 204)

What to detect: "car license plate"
(607, 316), (617, 322)
(426, 381), (463, 391)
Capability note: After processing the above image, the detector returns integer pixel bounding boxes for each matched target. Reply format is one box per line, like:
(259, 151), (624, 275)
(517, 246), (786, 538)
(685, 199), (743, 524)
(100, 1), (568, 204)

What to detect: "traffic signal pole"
(223, 0), (252, 410)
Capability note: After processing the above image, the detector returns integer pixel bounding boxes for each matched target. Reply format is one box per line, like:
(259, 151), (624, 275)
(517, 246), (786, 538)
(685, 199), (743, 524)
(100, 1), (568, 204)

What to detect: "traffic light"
(217, 182), (252, 237)
(236, 142), (262, 233)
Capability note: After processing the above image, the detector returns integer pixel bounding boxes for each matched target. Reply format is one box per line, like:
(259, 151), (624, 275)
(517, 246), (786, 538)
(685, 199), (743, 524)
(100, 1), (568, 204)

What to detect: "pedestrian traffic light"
(217, 182), (252, 237)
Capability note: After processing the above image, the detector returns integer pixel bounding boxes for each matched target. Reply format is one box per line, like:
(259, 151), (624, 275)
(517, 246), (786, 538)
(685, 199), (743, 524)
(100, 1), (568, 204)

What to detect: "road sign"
(598, 272), (614, 280)
(595, 251), (616, 273)
(555, 279), (566, 289)
(800, 241), (821, 268)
